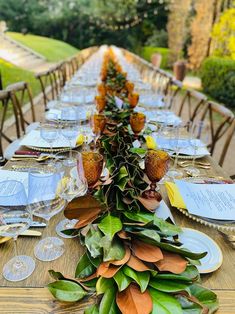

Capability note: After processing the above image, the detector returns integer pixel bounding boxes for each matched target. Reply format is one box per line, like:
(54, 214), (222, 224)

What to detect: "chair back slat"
(0, 90), (22, 157)
(6, 81), (35, 130)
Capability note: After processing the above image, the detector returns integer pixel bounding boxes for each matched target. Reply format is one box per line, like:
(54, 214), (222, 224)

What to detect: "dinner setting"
(0, 44), (234, 313)
(1, 0), (235, 310)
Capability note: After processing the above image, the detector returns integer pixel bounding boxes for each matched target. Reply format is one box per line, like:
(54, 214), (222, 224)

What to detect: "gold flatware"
(20, 230), (42, 237)
(179, 163), (211, 169)
(11, 155), (52, 162)
(178, 160), (210, 167)
(0, 230), (42, 245)
(219, 231), (235, 249)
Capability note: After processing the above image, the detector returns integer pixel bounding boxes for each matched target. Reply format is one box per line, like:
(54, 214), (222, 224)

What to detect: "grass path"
(7, 32), (78, 62)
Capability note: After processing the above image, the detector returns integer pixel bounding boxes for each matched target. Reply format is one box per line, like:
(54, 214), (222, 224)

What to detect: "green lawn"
(0, 58), (40, 94)
(0, 58), (41, 118)
(7, 32), (79, 62)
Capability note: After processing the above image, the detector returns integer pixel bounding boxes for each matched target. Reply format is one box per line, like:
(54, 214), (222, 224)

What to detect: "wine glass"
(130, 112), (146, 139)
(82, 152), (103, 188)
(28, 170), (66, 261)
(185, 121), (210, 176)
(40, 122), (59, 156)
(61, 107), (77, 122)
(54, 151), (88, 238)
(142, 150), (170, 201)
(0, 180), (35, 282)
(61, 122), (78, 159)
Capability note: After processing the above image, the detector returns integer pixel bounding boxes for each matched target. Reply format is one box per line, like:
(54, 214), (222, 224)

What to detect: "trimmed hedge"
(201, 57), (235, 107)
(141, 46), (170, 69)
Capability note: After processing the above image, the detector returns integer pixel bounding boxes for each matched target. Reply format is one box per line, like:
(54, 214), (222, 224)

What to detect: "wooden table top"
(0, 153), (235, 313)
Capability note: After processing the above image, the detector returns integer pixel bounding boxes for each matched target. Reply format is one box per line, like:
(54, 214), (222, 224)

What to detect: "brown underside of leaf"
(74, 215), (98, 229)
(116, 283), (153, 314)
(64, 194), (102, 222)
(97, 262), (121, 278)
(176, 293), (209, 314)
(111, 246), (131, 266)
(154, 251), (188, 274)
(117, 230), (131, 240)
(127, 255), (150, 272)
(137, 196), (160, 212)
(79, 272), (97, 282)
(132, 240), (163, 263)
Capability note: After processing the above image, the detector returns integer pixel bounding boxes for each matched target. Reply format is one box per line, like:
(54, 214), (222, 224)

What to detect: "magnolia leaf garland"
(48, 49), (218, 314)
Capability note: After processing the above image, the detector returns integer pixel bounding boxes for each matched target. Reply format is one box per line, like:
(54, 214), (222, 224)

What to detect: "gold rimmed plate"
(179, 228), (223, 274)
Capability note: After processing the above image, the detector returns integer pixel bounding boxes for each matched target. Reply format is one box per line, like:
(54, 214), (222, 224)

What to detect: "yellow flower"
(56, 177), (70, 195)
(76, 134), (84, 146)
(145, 135), (157, 149)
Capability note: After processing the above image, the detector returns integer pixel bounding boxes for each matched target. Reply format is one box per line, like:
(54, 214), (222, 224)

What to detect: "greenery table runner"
(48, 48), (219, 314)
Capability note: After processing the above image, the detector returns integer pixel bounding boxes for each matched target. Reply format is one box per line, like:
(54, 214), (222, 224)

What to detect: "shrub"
(141, 46), (170, 69)
(145, 30), (168, 48)
(201, 57), (235, 107)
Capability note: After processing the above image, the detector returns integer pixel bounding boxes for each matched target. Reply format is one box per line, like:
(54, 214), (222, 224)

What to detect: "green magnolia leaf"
(116, 176), (129, 191)
(75, 252), (95, 279)
(129, 147), (147, 156)
(99, 286), (120, 314)
(149, 279), (191, 294)
(176, 295), (202, 314)
(189, 284), (219, 313)
(123, 266), (150, 293)
(149, 288), (183, 314)
(85, 226), (103, 258)
(114, 269), (132, 292)
(98, 214), (122, 240)
(117, 165), (128, 181)
(123, 211), (154, 224)
(84, 304), (99, 314)
(103, 237), (126, 262)
(47, 280), (87, 302)
(96, 277), (115, 295)
(156, 265), (200, 283)
(132, 229), (161, 243)
(153, 216), (182, 236)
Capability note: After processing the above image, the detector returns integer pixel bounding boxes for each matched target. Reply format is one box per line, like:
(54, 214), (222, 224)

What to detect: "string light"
(89, 0), (171, 32)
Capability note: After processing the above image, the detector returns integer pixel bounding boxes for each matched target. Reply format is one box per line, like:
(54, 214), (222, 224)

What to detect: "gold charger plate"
(25, 144), (81, 153)
(176, 177), (235, 232)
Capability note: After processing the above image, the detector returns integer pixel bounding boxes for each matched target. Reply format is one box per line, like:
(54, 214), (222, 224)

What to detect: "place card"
(175, 180), (235, 220)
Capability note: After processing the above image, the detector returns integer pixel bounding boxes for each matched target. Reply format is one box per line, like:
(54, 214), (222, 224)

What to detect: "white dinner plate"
(179, 228), (223, 274)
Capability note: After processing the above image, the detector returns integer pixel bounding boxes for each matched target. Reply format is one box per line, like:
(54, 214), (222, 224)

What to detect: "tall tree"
(167, 0), (191, 66)
(188, 0), (224, 69)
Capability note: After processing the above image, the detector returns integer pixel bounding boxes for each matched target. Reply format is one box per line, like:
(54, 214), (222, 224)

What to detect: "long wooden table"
(0, 154), (235, 313)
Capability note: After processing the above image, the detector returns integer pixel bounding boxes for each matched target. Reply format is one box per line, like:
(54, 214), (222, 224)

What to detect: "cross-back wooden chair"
(35, 68), (55, 109)
(6, 81), (36, 134)
(168, 85), (208, 122)
(0, 90), (22, 157)
(197, 101), (235, 166)
(36, 63), (68, 109)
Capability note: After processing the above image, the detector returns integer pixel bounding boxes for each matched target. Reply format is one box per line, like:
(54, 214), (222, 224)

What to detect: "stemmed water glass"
(40, 122), (59, 156)
(130, 112), (146, 139)
(28, 170), (66, 261)
(185, 121), (210, 176)
(0, 180), (35, 281)
(142, 150), (170, 201)
(54, 151), (88, 238)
